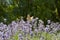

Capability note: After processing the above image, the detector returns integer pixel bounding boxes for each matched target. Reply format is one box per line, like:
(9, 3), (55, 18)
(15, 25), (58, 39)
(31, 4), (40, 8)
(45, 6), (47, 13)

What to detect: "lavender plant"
(0, 17), (60, 40)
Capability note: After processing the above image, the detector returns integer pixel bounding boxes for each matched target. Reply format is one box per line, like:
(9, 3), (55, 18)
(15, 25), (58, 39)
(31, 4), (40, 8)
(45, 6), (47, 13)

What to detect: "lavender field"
(0, 17), (60, 40)
(0, 0), (60, 40)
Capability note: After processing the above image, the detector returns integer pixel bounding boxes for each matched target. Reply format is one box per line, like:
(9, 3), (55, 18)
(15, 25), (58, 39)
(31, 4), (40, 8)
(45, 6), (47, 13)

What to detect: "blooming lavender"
(0, 17), (60, 40)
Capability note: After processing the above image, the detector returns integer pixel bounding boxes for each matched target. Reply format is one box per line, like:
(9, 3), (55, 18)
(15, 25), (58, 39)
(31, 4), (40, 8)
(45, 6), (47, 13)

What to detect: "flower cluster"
(0, 17), (60, 40)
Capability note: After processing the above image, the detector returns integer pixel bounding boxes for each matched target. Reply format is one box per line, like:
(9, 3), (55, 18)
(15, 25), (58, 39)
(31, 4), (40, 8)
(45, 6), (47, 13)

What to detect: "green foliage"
(0, 0), (60, 24)
(10, 32), (60, 40)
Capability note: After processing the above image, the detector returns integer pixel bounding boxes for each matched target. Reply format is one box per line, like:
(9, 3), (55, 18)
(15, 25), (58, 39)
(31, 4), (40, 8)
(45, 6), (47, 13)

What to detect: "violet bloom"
(38, 24), (45, 32)
(44, 27), (50, 33)
(0, 31), (4, 37)
(4, 31), (11, 39)
(0, 23), (5, 31)
(34, 28), (38, 33)
(30, 31), (33, 38)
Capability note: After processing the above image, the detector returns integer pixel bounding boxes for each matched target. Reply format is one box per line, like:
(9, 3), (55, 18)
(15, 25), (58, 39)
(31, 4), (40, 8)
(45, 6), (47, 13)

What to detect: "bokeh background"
(0, 0), (60, 24)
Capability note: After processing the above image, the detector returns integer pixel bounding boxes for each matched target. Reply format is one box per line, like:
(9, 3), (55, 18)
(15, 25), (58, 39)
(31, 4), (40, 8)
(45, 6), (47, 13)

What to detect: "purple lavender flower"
(44, 27), (50, 33)
(29, 31), (34, 38)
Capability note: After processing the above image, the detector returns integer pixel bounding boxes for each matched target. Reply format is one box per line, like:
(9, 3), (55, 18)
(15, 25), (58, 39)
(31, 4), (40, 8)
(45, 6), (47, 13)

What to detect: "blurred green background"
(0, 0), (60, 24)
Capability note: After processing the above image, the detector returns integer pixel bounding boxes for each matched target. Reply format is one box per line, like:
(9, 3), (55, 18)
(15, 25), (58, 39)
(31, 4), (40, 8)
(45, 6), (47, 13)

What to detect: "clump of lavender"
(0, 17), (60, 40)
